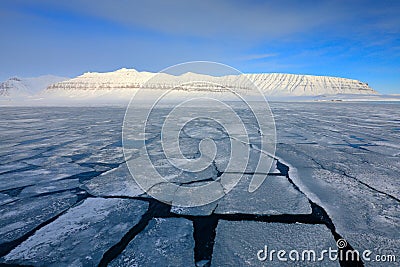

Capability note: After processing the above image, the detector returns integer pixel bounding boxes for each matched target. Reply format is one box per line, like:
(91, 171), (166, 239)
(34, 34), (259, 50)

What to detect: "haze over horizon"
(1, 0), (399, 94)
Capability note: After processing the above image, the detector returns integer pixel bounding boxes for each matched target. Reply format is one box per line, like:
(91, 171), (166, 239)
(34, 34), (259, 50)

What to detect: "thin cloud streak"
(239, 53), (278, 61)
(3, 0), (371, 40)
(0, 0), (399, 93)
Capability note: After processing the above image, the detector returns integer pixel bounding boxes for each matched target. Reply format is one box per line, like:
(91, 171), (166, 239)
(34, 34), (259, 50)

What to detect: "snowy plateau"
(45, 68), (376, 96)
(2, 68), (395, 105)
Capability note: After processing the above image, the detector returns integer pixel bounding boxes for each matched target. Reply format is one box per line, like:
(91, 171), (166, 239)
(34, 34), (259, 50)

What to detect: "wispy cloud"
(239, 53), (278, 61)
(1, 0), (399, 93)
(2, 0), (358, 40)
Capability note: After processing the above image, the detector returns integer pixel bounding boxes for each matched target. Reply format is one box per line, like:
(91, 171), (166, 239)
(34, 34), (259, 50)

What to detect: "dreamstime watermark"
(122, 61), (276, 207)
(257, 239), (397, 263)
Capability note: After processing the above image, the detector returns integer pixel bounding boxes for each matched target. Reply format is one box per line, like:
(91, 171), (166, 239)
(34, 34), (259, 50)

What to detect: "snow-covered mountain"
(45, 68), (377, 97)
(0, 75), (68, 97)
(243, 73), (376, 95)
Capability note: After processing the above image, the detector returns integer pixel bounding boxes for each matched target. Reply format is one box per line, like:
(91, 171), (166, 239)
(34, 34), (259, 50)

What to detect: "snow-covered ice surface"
(214, 174), (311, 215)
(0, 192), (77, 253)
(0, 102), (399, 266)
(212, 221), (338, 266)
(109, 218), (195, 267)
(4, 198), (148, 266)
(82, 163), (144, 197)
(273, 102), (400, 263)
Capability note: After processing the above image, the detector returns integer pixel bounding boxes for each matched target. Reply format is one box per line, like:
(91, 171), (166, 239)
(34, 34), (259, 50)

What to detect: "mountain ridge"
(0, 75), (68, 97)
(45, 68), (377, 96)
(1, 69), (378, 98)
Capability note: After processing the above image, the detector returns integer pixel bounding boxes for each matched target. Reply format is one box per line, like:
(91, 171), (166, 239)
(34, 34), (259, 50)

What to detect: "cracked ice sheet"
(170, 172), (296, 216)
(277, 142), (400, 262)
(271, 103), (400, 265)
(170, 181), (220, 216)
(275, 150), (400, 262)
(168, 165), (219, 184)
(4, 198), (148, 267)
(109, 218), (195, 267)
(22, 156), (73, 167)
(363, 143), (399, 156)
(215, 174), (311, 215)
(170, 202), (218, 216)
(0, 162), (31, 175)
(214, 143), (275, 174)
(338, 150), (400, 199)
(74, 147), (125, 164)
(0, 164), (93, 192)
(212, 221), (339, 266)
(19, 179), (81, 197)
(284, 143), (400, 199)
(147, 152), (219, 185)
(305, 168), (400, 263)
(0, 192), (77, 248)
(0, 193), (16, 206)
(82, 163), (144, 197)
(0, 150), (45, 165)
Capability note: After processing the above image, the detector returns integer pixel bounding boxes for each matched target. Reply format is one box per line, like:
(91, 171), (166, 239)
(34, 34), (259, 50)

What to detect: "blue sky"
(0, 0), (399, 93)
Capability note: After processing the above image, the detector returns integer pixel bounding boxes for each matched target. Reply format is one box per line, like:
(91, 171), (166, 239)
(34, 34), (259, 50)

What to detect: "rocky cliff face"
(44, 68), (377, 96)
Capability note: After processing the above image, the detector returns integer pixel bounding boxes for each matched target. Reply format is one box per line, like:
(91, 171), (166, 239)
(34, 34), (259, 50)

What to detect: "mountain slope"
(244, 73), (375, 96)
(0, 75), (68, 97)
(45, 68), (377, 97)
